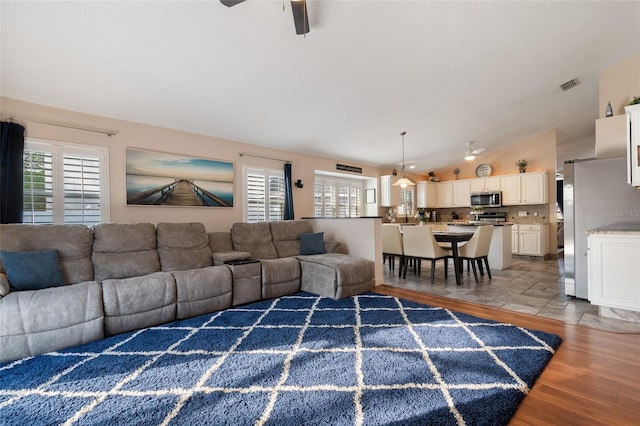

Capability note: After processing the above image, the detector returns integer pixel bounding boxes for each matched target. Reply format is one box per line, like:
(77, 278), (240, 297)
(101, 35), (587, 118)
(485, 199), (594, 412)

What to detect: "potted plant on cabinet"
(515, 159), (528, 173)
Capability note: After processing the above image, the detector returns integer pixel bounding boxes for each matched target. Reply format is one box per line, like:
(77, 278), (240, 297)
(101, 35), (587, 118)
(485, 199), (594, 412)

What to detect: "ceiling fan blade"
(220, 0), (246, 7)
(472, 147), (486, 155)
(291, 0), (310, 35)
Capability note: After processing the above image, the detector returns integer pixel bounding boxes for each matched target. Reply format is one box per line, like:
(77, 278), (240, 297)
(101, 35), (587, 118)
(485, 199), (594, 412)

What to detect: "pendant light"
(392, 131), (415, 188)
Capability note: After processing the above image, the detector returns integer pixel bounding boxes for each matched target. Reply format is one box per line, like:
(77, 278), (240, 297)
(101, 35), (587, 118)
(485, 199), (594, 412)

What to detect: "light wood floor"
(375, 285), (640, 425)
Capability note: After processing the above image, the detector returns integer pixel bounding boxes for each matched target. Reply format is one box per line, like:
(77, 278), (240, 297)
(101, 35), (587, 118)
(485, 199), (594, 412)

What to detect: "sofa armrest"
(324, 241), (341, 253)
(0, 273), (9, 299)
(212, 251), (252, 266)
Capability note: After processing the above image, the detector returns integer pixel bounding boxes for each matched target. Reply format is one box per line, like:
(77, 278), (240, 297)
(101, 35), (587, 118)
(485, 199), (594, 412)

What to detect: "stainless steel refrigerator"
(563, 157), (640, 299)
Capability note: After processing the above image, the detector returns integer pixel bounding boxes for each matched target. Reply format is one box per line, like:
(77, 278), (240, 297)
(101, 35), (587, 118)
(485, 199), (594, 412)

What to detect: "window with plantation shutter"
(396, 188), (414, 218)
(245, 167), (285, 222)
(314, 176), (362, 217)
(22, 140), (109, 226)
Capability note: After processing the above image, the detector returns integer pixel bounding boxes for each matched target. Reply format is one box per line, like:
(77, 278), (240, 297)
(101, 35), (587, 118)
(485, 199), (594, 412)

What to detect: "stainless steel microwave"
(470, 191), (502, 208)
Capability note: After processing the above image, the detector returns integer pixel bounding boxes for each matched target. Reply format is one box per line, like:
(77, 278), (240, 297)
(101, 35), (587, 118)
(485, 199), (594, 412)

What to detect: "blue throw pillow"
(300, 232), (325, 255)
(0, 249), (65, 291)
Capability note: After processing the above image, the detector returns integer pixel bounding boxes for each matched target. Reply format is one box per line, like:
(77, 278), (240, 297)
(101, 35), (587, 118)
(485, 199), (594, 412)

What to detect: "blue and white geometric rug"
(0, 292), (561, 425)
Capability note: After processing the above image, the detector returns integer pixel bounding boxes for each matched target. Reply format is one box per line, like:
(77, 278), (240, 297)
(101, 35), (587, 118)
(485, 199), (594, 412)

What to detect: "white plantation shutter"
(396, 188), (414, 217)
(22, 140), (109, 225)
(245, 167), (284, 222)
(23, 150), (54, 224)
(314, 177), (363, 218)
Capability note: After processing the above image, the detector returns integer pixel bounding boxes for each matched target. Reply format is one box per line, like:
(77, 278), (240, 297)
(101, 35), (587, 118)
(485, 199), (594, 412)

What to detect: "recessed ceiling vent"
(560, 78), (580, 91)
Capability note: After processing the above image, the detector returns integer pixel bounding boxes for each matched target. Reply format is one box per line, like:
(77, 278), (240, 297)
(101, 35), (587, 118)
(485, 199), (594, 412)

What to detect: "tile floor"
(383, 256), (640, 333)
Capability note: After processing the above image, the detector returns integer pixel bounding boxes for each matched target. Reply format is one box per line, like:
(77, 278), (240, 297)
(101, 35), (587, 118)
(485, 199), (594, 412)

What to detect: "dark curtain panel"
(0, 122), (26, 224)
(283, 162), (294, 220)
(556, 179), (563, 214)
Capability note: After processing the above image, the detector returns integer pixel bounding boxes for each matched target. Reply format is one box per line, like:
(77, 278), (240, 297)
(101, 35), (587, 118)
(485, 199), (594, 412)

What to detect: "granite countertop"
(588, 223), (640, 235)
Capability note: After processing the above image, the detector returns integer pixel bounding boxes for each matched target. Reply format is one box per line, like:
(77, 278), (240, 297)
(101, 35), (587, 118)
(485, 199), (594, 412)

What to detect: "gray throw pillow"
(0, 249), (65, 291)
(299, 232), (325, 255)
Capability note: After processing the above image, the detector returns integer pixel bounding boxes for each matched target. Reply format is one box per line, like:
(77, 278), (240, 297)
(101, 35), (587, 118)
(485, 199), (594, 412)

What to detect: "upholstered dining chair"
(401, 226), (450, 283)
(381, 223), (405, 276)
(457, 225), (494, 283)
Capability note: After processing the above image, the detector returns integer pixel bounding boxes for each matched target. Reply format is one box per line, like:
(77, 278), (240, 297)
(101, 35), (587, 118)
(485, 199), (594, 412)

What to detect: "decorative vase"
(419, 221), (425, 227)
(519, 168), (526, 173)
(606, 101), (613, 117)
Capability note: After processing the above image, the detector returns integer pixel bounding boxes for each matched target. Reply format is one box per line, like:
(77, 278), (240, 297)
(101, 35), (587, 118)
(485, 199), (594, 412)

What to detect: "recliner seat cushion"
(0, 281), (104, 363)
(101, 272), (176, 336)
(172, 266), (232, 319)
(260, 257), (301, 298)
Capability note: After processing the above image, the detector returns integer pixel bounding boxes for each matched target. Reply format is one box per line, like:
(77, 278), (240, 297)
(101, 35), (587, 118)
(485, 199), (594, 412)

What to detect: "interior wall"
(1, 97), (385, 232)
(599, 54), (640, 118)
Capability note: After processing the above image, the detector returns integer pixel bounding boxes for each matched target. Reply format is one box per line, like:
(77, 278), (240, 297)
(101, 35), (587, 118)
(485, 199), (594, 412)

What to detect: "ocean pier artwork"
(126, 148), (234, 207)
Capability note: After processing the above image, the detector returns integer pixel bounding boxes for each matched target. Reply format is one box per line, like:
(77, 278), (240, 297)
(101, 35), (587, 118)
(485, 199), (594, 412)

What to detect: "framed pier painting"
(125, 148), (234, 207)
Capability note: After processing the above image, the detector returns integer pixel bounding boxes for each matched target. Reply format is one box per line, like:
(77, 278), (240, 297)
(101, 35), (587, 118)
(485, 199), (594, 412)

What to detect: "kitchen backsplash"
(382, 205), (552, 224)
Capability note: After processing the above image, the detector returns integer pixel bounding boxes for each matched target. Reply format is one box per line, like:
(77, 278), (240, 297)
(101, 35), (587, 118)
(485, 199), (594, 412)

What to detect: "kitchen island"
(446, 222), (513, 270)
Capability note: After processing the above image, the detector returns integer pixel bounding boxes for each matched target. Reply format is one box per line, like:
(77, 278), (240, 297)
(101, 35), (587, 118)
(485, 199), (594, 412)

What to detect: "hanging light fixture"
(392, 131), (415, 189)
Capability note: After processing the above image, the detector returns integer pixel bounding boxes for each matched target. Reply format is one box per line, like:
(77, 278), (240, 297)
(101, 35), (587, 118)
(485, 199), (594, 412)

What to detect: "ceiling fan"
(220, 0), (310, 35)
(464, 141), (486, 161)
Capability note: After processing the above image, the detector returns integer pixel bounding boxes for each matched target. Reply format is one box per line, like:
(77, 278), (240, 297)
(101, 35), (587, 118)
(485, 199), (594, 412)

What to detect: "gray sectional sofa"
(0, 219), (373, 363)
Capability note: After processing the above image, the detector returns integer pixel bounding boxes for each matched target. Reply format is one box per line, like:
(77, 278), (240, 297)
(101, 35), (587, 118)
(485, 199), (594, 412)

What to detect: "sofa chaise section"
(298, 253), (374, 299)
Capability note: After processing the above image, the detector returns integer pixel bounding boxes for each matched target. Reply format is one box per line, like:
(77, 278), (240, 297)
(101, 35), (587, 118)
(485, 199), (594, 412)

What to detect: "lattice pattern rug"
(0, 292), (561, 425)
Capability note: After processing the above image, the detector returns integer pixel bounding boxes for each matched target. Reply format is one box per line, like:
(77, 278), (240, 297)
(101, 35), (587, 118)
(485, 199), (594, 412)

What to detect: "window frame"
(314, 175), (364, 218)
(22, 138), (110, 225)
(243, 166), (285, 223)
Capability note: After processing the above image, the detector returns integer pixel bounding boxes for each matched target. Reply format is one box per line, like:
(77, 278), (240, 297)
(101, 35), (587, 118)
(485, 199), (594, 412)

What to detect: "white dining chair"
(381, 224), (405, 276)
(457, 225), (494, 283)
(401, 226), (451, 283)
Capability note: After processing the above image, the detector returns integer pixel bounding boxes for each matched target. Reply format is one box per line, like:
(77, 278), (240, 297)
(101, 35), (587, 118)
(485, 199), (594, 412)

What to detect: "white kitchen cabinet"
(380, 175), (401, 207)
(469, 176), (501, 193)
(436, 181), (453, 207)
(521, 172), (548, 204)
(588, 231), (640, 312)
(511, 225), (519, 254)
(517, 224), (549, 256)
(452, 180), (471, 207)
(416, 181), (437, 208)
(500, 172), (548, 205)
(625, 104), (640, 188)
(501, 175), (521, 205)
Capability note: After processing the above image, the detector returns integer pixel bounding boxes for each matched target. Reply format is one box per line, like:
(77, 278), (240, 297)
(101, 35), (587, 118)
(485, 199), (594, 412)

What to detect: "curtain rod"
(239, 152), (291, 163)
(1, 115), (117, 137)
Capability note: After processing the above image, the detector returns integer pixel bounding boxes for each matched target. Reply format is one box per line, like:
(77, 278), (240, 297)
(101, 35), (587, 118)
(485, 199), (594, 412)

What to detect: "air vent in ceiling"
(560, 78), (580, 91)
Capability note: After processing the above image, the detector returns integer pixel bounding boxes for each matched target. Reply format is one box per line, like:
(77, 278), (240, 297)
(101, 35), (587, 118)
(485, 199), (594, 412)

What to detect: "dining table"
(432, 231), (474, 285)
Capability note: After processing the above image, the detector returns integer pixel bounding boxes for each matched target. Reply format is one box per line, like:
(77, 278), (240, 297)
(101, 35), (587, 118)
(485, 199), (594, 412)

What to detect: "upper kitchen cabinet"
(436, 181), (453, 207)
(380, 175), (402, 207)
(626, 104), (640, 188)
(416, 181), (437, 208)
(469, 176), (501, 193)
(436, 180), (470, 208)
(500, 172), (548, 205)
(452, 180), (471, 207)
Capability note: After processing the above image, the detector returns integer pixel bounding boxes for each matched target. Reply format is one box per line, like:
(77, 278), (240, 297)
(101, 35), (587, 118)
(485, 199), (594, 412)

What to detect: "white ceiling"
(2, 1), (639, 173)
